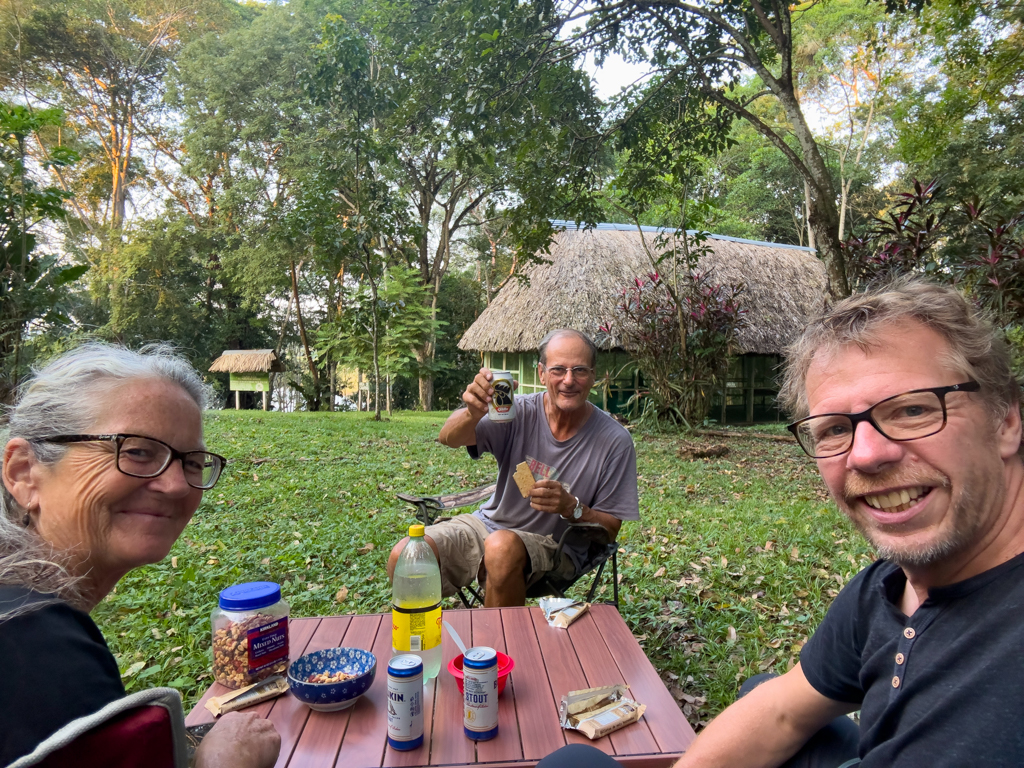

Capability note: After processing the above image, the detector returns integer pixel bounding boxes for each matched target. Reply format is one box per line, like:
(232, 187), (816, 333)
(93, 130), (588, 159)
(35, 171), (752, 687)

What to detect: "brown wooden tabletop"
(186, 605), (696, 768)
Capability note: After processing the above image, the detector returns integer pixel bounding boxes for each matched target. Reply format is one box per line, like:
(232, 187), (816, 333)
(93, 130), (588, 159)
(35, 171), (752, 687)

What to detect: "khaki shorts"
(423, 514), (576, 598)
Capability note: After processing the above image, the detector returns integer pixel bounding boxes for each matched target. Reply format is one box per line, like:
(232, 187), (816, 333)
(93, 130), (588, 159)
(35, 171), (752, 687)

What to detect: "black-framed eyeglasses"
(542, 365), (595, 380)
(787, 381), (981, 459)
(39, 434), (227, 490)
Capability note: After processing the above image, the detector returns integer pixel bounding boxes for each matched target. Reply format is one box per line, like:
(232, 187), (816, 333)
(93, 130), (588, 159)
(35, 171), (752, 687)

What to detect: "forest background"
(0, 0), (1021, 414)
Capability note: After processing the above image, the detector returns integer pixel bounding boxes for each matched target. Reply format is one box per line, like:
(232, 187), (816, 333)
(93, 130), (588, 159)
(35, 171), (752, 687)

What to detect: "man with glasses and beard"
(671, 280), (1024, 768)
(388, 329), (639, 607)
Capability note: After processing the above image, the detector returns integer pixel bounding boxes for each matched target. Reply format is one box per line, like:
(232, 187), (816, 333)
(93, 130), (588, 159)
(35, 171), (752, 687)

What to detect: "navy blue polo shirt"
(800, 551), (1024, 766)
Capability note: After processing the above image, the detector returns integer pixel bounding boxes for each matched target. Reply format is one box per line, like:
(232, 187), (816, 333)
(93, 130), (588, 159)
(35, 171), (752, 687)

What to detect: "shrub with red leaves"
(600, 266), (744, 427)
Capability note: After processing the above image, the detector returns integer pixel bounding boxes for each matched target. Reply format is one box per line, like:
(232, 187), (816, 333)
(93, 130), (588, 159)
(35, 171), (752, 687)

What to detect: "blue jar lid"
(388, 654), (424, 677)
(219, 581), (281, 611)
(463, 646), (497, 669)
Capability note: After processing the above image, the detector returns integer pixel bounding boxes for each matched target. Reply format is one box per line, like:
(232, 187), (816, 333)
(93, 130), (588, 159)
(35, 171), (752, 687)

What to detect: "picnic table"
(186, 604), (696, 768)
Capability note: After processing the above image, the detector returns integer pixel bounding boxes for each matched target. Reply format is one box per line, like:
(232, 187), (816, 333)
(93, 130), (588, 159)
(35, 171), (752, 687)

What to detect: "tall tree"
(560, 0), (906, 297)
(794, 0), (910, 241)
(0, 101), (84, 400)
(359, 0), (605, 409)
(0, 0), (243, 230)
(889, 0), (1024, 217)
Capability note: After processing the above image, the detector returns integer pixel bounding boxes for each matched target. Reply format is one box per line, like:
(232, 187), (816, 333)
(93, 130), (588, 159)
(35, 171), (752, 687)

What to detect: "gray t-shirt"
(468, 392), (640, 572)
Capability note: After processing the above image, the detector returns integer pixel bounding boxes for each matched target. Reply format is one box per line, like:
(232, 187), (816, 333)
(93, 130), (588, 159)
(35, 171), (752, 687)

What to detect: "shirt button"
(892, 676), (901, 688)
(895, 653), (905, 664)
(904, 627), (916, 639)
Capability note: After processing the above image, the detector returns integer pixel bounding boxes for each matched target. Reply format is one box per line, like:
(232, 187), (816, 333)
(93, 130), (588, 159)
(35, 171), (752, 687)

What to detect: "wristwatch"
(568, 495), (584, 521)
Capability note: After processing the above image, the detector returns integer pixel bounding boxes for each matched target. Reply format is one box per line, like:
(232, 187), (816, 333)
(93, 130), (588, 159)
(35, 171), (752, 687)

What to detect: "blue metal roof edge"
(548, 219), (817, 253)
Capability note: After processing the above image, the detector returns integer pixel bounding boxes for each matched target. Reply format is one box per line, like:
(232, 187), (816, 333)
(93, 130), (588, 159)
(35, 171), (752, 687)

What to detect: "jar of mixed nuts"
(212, 581), (289, 689)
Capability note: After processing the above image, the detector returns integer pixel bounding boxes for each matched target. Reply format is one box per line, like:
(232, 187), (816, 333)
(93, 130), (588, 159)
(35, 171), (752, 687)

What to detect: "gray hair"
(538, 329), (598, 369)
(1, 342), (212, 619)
(779, 278), (1020, 422)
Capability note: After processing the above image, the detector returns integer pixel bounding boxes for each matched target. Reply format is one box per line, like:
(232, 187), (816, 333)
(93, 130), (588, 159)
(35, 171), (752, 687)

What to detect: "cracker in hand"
(513, 461), (536, 497)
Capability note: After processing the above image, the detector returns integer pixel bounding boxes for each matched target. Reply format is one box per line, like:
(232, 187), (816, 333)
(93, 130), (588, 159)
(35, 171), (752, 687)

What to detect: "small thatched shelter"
(209, 349), (286, 410)
(458, 222), (828, 423)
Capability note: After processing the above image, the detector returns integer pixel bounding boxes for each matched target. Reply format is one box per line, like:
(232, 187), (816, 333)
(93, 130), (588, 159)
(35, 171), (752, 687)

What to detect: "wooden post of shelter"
(745, 357), (756, 424)
(209, 350), (286, 411)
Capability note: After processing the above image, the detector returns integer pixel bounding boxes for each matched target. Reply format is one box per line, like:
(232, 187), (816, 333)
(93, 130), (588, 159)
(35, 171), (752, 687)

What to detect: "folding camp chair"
(397, 484), (620, 608)
(11, 687), (188, 768)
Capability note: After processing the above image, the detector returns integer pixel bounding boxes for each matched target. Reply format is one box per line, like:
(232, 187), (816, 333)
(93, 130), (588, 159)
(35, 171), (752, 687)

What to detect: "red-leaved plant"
(599, 267), (744, 428)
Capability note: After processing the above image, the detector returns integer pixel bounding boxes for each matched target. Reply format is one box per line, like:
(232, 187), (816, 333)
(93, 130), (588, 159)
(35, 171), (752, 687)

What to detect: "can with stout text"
(463, 646), (498, 741)
(488, 371), (515, 423)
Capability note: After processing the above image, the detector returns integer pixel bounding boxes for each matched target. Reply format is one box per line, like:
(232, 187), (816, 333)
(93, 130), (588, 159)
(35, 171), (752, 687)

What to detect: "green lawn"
(92, 410), (873, 730)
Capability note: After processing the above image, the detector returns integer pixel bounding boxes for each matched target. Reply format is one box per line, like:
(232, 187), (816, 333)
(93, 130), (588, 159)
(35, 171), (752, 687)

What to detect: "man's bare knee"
(483, 530), (528, 577)
(388, 534), (443, 582)
(387, 537), (409, 581)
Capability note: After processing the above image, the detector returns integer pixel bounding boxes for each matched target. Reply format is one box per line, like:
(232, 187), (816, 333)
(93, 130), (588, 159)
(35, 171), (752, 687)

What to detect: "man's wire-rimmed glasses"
(39, 434), (227, 490)
(787, 381), (981, 459)
(542, 365), (595, 380)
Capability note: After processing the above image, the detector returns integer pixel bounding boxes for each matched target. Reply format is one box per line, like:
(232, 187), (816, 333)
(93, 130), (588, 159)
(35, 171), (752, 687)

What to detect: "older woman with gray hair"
(0, 343), (280, 767)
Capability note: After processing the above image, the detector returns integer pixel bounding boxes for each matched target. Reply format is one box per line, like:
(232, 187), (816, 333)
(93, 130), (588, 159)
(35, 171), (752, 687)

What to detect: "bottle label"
(392, 602), (442, 653)
(246, 618), (289, 674)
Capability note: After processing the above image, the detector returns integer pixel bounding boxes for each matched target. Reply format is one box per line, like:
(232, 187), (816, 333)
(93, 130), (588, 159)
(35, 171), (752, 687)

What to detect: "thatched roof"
(208, 349), (285, 373)
(458, 222), (828, 356)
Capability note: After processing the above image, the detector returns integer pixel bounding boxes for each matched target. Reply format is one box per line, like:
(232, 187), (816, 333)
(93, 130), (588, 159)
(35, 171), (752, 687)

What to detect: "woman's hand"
(194, 711), (281, 768)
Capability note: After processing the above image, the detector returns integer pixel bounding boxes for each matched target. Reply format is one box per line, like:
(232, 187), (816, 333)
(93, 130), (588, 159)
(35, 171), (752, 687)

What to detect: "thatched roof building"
(458, 222), (827, 422)
(209, 349), (285, 374)
(459, 222), (827, 356)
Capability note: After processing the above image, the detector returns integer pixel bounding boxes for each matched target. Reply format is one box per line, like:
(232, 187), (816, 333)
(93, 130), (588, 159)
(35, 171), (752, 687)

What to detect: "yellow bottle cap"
(409, 524), (425, 537)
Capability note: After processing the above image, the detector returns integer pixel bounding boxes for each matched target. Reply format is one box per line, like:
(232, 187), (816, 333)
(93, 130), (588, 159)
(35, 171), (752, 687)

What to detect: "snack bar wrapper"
(204, 674), (289, 717)
(559, 684), (646, 740)
(539, 597), (591, 629)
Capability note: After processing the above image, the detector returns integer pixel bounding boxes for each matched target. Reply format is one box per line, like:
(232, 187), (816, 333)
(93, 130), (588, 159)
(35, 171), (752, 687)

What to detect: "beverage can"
(387, 655), (424, 751)
(488, 371), (515, 423)
(463, 646), (498, 741)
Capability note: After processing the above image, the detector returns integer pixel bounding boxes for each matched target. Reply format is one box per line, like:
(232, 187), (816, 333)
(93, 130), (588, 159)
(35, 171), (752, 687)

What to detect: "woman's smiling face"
(31, 378), (206, 587)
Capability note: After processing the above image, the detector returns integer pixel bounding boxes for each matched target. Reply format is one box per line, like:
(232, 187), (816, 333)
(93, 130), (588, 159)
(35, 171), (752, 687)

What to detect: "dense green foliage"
(0, 0), (1021, 408)
(93, 412), (871, 727)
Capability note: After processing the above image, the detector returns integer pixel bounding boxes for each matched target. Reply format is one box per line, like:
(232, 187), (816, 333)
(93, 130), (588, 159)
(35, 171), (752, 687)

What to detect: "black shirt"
(800, 552), (1024, 766)
(0, 586), (125, 764)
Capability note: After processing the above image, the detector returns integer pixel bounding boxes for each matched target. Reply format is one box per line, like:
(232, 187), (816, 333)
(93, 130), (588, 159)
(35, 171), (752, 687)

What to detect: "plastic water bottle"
(392, 524), (442, 679)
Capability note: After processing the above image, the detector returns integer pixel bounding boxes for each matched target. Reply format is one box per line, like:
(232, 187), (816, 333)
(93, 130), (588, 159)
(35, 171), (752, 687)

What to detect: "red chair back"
(35, 704), (175, 768)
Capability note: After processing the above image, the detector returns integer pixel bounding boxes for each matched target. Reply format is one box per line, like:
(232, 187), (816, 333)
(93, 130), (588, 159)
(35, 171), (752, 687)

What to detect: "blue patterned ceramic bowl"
(287, 647), (377, 712)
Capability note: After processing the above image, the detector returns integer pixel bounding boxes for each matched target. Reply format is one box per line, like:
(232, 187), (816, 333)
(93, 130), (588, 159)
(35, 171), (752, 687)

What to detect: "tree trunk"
(776, 92), (849, 298)
(804, 180), (816, 250)
(290, 258), (320, 410)
(809, 199), (847, 300)
(368, 271), (382, 422)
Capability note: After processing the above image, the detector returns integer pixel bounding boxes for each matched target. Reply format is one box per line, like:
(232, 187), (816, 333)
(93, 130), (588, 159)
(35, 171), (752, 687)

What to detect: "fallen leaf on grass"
(122, 661), (146, 679)
(764, 540), (774, 551)
(653, 566), (666, 578)
(795, 590), (808, 598)
(261, 557), (271, 565)
(720, 556), (728, 568)
(357, 543), (375, 555)
(170, 556), (177, 568)
(335, 586), (349, 603)
(727, 626), (737, 643)
(790, 546), (800, 561)
(207, 558), (219, 565)
(768, 638), (783, 648)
